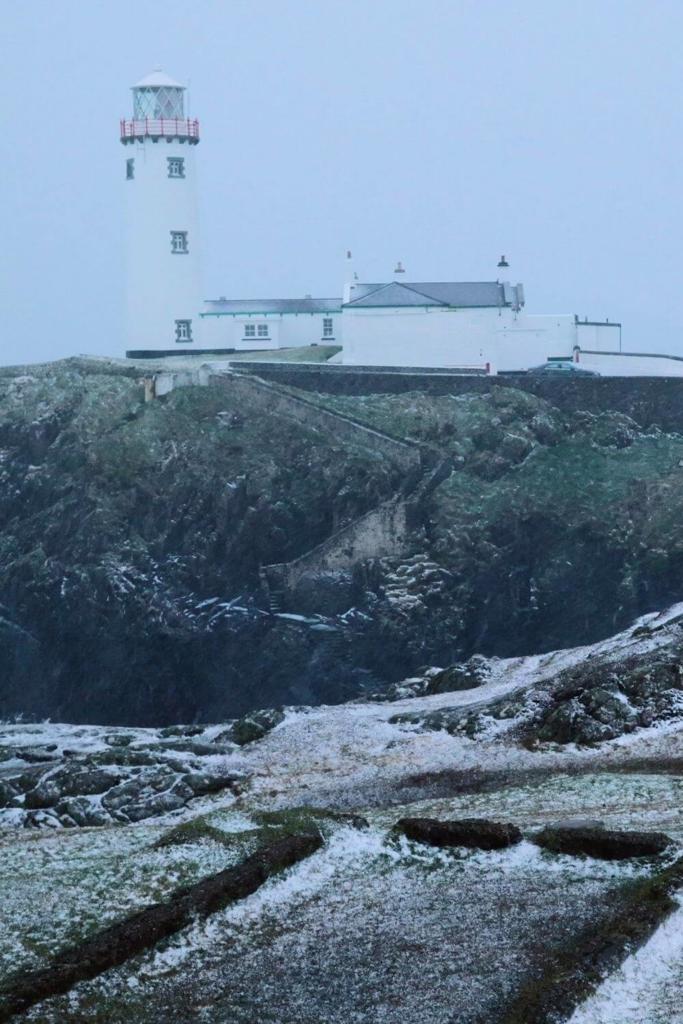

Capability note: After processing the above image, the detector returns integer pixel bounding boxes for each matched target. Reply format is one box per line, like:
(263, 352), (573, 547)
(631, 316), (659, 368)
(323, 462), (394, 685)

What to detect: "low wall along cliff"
(230, 363), (683, 434)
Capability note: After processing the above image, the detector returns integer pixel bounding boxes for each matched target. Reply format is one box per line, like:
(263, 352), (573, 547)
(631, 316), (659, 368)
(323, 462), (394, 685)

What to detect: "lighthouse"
(121, 69), (202, 357)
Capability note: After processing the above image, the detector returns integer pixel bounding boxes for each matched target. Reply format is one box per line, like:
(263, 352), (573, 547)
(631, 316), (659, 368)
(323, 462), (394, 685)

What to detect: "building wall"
(495, 312), (577, 370)
(201, 311), (341, 351)
(342, 305), (580, 371)
(576, 322), (622, 352)
(342, 306), (500, 369)
(575, 349), (683, 377)
(125, 138), (202, 353)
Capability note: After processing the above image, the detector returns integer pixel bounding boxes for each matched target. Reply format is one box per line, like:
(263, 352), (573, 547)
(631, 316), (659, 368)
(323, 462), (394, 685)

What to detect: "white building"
(198, 253), (621, 373)
(341, 263), (621, 372)
(201, 296), (342, 352)
(122, 72), (683, 376)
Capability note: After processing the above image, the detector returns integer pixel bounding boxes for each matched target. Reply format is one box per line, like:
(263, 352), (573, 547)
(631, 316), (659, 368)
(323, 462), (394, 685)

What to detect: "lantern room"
(132, 68), (185, 119)
(121, 68), (199, 144)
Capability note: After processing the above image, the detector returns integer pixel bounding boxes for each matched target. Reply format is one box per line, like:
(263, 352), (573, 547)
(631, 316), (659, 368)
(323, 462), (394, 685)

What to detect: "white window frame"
(322, 317), (334, 338)
(243, 324), (256, 338)
(175, 319), (193, 343)
(170, 231), (188, 254)
(257, 323), (269, 338)
(167, 157), (185, 179)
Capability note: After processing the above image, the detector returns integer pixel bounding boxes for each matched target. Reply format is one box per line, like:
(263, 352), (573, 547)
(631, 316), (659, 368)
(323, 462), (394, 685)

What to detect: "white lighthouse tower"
(121, 69), (202, 357)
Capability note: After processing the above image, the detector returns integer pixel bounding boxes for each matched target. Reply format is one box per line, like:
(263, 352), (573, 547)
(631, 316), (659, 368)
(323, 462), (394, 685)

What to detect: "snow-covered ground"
(3, 603), (683, 1021)
(569, 896), (683, 1024)
(24, 829), (656, 1024)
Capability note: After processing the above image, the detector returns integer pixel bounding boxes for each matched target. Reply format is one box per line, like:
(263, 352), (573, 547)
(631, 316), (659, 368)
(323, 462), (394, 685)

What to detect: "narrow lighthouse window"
(126, 158), (134, 180)
(167, 157), (185, 179)
(170, 231), (188, 254)
(175, 320), (192, 343)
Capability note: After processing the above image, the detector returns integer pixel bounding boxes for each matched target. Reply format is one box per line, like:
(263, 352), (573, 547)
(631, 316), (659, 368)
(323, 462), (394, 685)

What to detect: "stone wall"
(232, 364), (683, 434)
(264, 499), (412, 595)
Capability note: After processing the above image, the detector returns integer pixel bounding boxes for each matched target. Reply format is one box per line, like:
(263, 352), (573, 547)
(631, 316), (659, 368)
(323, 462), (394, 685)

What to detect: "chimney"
(343, 250), (357, 304)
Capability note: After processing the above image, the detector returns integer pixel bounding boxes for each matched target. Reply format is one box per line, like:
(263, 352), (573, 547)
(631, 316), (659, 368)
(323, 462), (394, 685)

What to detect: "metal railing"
(120, 118), (200, 141)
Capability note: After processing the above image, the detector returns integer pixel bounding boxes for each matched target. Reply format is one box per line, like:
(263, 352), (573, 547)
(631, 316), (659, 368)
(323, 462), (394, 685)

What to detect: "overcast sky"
(2, 0), (682, 365)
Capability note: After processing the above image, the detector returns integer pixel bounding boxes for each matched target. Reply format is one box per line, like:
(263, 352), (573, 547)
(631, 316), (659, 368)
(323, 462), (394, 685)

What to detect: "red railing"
(120, 118), (200, 142)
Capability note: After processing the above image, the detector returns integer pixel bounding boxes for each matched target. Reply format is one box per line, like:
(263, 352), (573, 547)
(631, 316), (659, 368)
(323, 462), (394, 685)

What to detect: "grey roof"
(203, 297), (341, 315)
(346, 281), (508, 308)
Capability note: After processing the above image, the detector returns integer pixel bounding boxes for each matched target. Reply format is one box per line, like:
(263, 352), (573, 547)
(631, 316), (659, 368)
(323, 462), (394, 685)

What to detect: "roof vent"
(394, 261), (405, 274)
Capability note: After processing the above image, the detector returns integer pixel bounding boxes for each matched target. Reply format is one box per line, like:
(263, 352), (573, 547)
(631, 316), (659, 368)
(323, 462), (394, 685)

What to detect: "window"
(170, 231), (188, 254)
(167, 157), (185, 179)
(244, 324), (256, 338)
(257, 323), (269, 338)
(126, 158), (134, 180)
(322, 317), (334, 338)
(133, 85), (184, 120)
(175, 319), (192, 343)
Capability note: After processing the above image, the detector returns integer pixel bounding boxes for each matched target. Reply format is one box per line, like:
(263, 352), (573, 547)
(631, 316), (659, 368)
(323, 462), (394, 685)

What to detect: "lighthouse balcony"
(120, 118), (200, 144)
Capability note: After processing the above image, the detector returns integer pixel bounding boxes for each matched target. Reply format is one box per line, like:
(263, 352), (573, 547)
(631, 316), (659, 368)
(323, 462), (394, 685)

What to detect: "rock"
(24, 810), (60, 829)
(123, 790), (187, 822)
(24, 767), (122, 809)
(55, 797), (111, 828)
(425, 655), (492, 694)
(159, 725), (205, 738)
(15, 747), (59, 763)
(101, 768), (176, 813)
(104, 734), (134, 747)
(10, 767), (51, 794)
(158, 740), (235, 757)
(181, 771), (238, 797)
(169, 780), (196, 803)
(0, 780), (17, 807)
(536, 698), (622, 745)
(395, 817), (522, 850)
(229, 708), (285, 746)
(534, 826), (672, 860)
(527, 652), (683, 746)
(87, 749), (176, 768)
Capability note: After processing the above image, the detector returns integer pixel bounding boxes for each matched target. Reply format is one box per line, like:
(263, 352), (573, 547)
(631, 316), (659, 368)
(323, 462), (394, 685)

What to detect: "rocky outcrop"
(0, 730), (246, 828)
(395, 816), (522, 850)
(227, 707), (285, 746)
(522, 646), (683, 745)
(533, 825), (671, 860)
(425, 655), (492, 694)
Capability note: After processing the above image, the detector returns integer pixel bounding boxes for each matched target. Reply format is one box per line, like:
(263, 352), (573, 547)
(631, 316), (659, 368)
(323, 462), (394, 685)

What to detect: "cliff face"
(2, 359), (683, 725)
(0, 361), (402, 724)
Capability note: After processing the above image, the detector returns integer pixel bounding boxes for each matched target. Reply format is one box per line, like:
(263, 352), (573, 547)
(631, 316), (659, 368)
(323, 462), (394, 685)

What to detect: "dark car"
(527, 362), (601, 377)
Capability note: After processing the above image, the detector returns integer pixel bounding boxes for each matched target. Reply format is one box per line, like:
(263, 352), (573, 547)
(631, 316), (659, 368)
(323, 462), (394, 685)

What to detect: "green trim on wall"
(200, 309), (342, 318)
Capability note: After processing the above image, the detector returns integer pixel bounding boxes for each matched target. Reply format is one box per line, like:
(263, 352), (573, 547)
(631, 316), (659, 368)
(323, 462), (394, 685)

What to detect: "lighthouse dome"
(132, 68), (185, 119)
